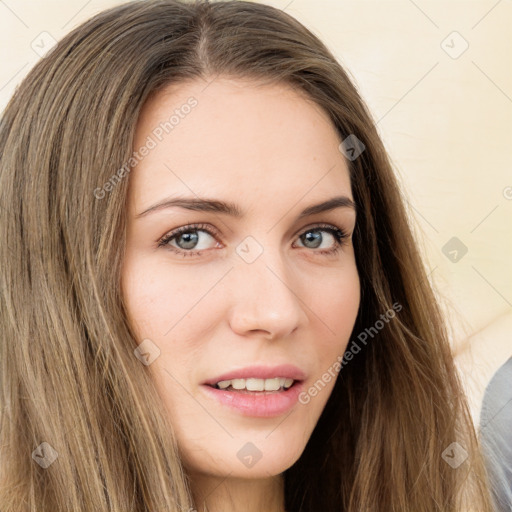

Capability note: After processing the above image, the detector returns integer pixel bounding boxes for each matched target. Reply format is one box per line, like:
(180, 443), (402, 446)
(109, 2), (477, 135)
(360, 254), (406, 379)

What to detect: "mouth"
(200, 376), (305, 418)
(200, 364), (307, 417)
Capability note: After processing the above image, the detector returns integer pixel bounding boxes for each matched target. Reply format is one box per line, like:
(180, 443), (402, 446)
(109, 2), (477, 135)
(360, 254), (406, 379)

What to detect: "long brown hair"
(0, 1), (495, 510)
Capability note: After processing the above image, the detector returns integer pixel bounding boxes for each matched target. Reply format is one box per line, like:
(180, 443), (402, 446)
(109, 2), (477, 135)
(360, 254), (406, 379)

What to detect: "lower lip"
(200, 381), (305, 418)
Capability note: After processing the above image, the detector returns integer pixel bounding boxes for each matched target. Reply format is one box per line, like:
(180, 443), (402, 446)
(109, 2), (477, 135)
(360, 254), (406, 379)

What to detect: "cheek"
(308, 264), (360, 336)
(121, 272), (166, 339)
(121, 255), (206, 339)
(120, 260), (206, 396)
(295, 273), (359, 422)
(306, 265), (360, 375)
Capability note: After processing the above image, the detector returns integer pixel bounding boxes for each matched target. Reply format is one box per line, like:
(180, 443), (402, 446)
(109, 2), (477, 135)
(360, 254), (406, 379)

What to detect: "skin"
(121, 77), (360, 512)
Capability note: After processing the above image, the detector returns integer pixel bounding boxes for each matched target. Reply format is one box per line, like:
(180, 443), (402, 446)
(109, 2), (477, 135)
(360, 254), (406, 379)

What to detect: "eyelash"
(157, 222), (349, 258)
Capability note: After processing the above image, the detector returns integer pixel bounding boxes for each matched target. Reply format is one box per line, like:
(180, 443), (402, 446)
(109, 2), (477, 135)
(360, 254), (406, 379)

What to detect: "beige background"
(1, 0), (511, 422)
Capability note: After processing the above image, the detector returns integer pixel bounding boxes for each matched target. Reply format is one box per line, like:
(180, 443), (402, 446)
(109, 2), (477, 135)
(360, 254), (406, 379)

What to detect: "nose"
(227, 246), (307, 340)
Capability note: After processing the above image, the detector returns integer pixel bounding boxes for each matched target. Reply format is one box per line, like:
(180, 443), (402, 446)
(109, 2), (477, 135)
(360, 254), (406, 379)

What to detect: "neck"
(190, 472), (285, 512)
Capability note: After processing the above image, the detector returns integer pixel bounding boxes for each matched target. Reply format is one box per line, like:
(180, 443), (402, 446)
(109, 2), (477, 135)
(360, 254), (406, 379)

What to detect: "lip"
(200, 380), (305, 418)
(201, 364), (307, 386)
(200, 364), (307, 418)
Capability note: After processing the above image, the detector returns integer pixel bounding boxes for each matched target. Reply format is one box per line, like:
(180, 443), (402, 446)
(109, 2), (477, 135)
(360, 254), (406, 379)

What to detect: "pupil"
(178, 232), (198, 249)
(303, 231), (321, 248)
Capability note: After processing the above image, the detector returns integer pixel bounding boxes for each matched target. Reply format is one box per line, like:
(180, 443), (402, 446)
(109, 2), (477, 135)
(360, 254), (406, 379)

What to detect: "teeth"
(215, 377), (295, 391)
(231, 379), (245, 390)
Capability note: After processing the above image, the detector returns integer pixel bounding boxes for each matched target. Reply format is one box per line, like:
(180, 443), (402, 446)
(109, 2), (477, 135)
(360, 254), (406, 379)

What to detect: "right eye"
(157, 223), (222, 257)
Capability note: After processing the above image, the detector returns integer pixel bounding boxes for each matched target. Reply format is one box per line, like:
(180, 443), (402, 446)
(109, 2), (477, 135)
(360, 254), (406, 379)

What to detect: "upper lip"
(202, 364), (307, 386)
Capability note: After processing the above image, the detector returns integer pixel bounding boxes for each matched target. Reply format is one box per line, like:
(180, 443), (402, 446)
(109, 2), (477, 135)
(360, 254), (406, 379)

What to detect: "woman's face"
(121, 77), (360, 479)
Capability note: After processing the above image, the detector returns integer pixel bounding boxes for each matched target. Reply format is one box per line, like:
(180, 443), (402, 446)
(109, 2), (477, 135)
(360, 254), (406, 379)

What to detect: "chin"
(182, 434), (307, 479)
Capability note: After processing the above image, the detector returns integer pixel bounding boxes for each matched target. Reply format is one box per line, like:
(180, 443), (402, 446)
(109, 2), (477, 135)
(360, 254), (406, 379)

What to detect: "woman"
(0, 0), (497, 510)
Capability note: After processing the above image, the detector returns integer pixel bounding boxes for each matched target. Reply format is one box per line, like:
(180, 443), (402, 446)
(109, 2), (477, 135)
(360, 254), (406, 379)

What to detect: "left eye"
(295, 227), (342, 250)
(157, 223), (348, 257)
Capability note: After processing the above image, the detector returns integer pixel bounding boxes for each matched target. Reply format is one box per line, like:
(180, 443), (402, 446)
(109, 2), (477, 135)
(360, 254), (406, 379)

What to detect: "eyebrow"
(135, 195), (356, 219)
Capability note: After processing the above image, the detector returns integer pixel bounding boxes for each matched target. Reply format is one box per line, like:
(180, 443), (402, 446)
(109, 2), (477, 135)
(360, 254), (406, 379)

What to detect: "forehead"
(127, 77), (352, 215)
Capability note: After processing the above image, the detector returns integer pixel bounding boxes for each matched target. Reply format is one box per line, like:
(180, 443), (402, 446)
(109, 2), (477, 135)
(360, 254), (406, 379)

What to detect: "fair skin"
(121, 77), (360, 512)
